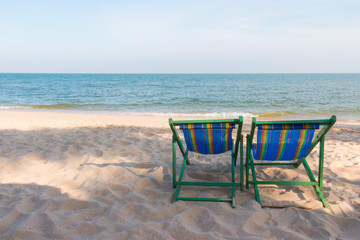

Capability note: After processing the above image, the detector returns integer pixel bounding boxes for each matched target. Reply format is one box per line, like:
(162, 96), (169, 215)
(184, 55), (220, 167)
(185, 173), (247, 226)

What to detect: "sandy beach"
(0, 111), (359, 239)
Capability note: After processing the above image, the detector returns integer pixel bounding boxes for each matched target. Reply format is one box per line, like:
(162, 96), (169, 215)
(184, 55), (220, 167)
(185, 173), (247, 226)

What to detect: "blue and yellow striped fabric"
(252, 123), (319, 161)
(180, 123), (235, 154)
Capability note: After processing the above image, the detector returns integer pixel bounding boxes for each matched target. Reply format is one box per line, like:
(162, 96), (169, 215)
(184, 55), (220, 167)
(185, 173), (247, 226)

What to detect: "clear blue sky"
(1, 0), (359, 73)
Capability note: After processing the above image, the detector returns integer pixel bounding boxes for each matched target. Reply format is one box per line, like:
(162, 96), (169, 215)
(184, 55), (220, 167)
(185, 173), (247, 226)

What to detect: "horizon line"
(1, 72), (359, 75)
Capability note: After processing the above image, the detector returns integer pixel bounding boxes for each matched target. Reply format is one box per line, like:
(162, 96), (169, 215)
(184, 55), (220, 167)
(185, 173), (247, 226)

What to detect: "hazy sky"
(1, 0), (359, 73)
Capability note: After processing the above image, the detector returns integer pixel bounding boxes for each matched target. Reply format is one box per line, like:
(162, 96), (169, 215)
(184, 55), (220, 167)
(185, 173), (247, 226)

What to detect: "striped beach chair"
(169, 117), (243, 208)
(246, 116), (336, 212)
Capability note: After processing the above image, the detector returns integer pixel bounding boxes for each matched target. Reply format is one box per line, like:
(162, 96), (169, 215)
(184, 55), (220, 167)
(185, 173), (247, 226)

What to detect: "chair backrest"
(169, 117), (243, 156)
(252, 123), (319, 161)
(180, 123), (235, 154)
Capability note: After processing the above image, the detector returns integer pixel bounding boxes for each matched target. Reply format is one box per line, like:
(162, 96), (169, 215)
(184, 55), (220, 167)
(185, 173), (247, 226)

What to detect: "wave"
(0, 106), (32, 110)
(0, 106), (256, 118)
(256, 111), (298, 118)
(0, 104), (95, 110)
(29, 104), (84, 110)
(119, 112), (256, 118)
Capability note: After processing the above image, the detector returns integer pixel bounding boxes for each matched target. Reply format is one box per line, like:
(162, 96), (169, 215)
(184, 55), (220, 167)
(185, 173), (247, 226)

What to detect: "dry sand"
(0, 111), (359, 239)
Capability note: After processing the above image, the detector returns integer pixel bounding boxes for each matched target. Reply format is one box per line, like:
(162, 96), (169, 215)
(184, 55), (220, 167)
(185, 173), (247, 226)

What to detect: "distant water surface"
(0, 73), (359, 119)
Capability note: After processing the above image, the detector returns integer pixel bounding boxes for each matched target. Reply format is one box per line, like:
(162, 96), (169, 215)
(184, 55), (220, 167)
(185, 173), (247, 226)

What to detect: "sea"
(1, 73), (359, 120)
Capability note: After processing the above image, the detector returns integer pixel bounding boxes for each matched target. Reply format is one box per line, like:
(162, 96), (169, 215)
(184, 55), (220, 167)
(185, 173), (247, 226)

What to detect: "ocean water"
(0, 73), (359, 119)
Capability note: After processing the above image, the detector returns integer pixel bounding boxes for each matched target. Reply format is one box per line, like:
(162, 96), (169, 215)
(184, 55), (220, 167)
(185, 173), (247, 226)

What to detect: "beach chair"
(169, 117), (243, 208)
(246, 115), (336, 212)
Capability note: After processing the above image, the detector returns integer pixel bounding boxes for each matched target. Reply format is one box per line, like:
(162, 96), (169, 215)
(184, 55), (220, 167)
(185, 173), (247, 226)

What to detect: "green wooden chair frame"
(246, 115), (336, 213)
(169, 117), (243, 208)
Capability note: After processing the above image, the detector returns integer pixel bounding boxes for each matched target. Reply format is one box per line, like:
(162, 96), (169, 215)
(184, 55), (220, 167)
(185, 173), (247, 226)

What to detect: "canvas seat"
(169, 117), (243, 208)
(246, 115), (336, 212)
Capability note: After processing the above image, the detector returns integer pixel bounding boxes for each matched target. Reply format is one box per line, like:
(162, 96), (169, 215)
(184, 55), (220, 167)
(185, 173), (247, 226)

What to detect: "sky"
(0, 0), (359, 73)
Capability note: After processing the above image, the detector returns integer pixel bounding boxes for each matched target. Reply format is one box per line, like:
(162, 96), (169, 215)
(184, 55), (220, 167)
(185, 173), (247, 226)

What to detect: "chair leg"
(232, 187), (236, 208)
(302, 158), (333, 213)
(185, 156), (190, 165)
(246, 134), (250, 189)
(249, 156), (261, 205)
(316, 137), (333, 213)
(239, 134), (244, 190)
(174, 150), (188, 202)
(172, 136), (177, 189)
(318, 137), (325, 191)
(231, 150), (236, 208)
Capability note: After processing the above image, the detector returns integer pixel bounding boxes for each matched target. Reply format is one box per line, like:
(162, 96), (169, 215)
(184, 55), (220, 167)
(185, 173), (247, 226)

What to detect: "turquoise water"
(0, 73), (359, 119)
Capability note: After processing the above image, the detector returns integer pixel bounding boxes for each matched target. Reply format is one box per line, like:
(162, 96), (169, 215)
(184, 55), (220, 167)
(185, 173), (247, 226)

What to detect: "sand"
(0, 111), (359, 239)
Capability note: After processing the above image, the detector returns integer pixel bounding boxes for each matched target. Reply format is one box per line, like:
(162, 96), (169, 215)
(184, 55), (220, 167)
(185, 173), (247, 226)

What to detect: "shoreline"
(2, 107), (360, 120)
(0, 110), (359, 130)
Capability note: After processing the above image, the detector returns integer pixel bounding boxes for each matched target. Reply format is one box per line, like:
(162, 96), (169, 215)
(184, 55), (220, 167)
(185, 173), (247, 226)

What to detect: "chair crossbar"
(176, 181), (242, 187)
(248, 181), (318, 186)
(176, 197), (233, 203)
(253, 162), (298, 166)
(171, 118), (240, 125)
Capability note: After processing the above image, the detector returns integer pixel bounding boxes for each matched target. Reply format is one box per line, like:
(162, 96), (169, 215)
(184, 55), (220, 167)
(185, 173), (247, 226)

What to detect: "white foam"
(0, 106), (32, 110)
(114, 111), (256, 118)
(0, 107), (257, 118)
